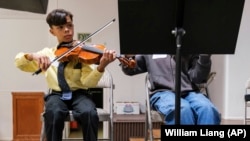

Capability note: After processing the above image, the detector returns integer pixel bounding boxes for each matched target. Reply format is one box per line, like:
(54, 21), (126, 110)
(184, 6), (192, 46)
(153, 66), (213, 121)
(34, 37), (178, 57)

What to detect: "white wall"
(209, 0), (250, 121)
(0, 0), (249, 140)
(0, 6), (48, 141)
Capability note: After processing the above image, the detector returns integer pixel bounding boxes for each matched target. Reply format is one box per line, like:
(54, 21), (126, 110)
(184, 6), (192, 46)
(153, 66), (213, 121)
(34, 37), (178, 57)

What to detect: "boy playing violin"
(14, 9), (116, 141)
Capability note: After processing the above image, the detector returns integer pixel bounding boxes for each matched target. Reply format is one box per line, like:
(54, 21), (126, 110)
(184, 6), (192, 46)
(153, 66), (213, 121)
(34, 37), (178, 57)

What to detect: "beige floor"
(221, 119), (245, 125)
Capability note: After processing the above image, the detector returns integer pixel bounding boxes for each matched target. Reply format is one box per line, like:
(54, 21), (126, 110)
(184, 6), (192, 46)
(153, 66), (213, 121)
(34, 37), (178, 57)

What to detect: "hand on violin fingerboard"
(97, 49), (116, 72)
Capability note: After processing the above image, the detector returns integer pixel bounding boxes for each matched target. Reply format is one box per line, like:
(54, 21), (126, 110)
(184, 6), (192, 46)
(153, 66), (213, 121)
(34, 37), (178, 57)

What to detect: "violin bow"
(32, 18), (116, 75)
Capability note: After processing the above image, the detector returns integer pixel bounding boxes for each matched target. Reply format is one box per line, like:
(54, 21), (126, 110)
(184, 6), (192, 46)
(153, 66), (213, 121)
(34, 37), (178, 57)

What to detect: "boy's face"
(50, 16), (74, 43)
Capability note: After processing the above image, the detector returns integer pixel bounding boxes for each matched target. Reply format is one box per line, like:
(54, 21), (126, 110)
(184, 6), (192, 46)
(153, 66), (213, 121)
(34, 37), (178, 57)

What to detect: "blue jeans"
(150, 91), (221, 125)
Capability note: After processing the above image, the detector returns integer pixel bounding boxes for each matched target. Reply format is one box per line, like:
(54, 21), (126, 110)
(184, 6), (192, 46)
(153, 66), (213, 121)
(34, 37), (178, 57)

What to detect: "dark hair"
(46, 9), (73, 28)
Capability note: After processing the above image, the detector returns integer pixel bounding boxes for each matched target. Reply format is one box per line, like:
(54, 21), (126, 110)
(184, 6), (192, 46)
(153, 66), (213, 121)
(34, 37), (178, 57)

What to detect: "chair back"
(245, 78), (250, 89)
(96, 69), (113, 89)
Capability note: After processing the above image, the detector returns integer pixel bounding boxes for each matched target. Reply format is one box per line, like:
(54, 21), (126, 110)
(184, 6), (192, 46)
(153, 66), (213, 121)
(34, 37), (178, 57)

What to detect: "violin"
(32, 18), (134, 75)
(55, 41), (136, 67)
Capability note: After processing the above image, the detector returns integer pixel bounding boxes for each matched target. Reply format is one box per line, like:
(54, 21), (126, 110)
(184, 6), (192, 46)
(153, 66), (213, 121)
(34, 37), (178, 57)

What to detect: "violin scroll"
(118, 55), (136, 68)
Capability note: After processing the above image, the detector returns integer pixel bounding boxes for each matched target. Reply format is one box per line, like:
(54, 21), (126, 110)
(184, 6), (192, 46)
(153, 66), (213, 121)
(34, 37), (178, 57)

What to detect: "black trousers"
(44, 89), (99, 141)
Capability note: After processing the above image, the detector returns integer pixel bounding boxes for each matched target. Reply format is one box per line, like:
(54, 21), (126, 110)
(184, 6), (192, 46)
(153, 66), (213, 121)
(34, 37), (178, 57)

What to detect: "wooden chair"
(40, 69), (114, 141)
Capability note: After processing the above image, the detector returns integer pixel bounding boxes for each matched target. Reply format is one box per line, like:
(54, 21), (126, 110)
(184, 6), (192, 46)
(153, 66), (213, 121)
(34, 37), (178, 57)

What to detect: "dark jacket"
(121, 54), (211, 96)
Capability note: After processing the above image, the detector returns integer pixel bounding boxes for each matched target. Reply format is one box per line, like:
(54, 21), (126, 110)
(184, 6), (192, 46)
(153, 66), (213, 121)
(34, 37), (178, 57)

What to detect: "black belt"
(51, 89), (89, 94)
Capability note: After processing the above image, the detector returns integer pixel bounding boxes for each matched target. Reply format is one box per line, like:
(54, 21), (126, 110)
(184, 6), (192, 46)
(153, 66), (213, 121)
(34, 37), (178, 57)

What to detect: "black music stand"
(0, 0), (48, 14)
(118, 0), (245, 124)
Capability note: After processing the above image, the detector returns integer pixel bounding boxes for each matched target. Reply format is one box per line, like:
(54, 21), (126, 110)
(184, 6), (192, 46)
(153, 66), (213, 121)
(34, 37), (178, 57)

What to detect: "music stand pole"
(172, 27), (185, 125)
(171, 0), (186, 125)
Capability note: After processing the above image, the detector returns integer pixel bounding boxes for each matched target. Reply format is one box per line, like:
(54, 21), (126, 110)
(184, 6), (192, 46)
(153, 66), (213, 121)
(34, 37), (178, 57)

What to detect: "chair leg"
(145, 74), (154, 141)
(148, 114), (154, 141)
(146, 105), (154, 141)
(145, 104), (148, 141)
(109, 120), (114, 141)
(245, 102), (247, 125)
(40, 121), (46, 141)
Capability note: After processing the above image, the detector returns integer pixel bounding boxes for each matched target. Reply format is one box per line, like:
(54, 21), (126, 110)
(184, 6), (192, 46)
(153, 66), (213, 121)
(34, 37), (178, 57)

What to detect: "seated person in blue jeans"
(120, 54), (221, 125)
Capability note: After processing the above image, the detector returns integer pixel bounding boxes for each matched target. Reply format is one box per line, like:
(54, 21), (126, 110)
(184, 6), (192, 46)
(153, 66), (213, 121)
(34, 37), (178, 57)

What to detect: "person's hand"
(198, 54), (211, 64)
(119, 54), (136, 68)
(97, 49), (116, 72)
(26, 53), (51, 71)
